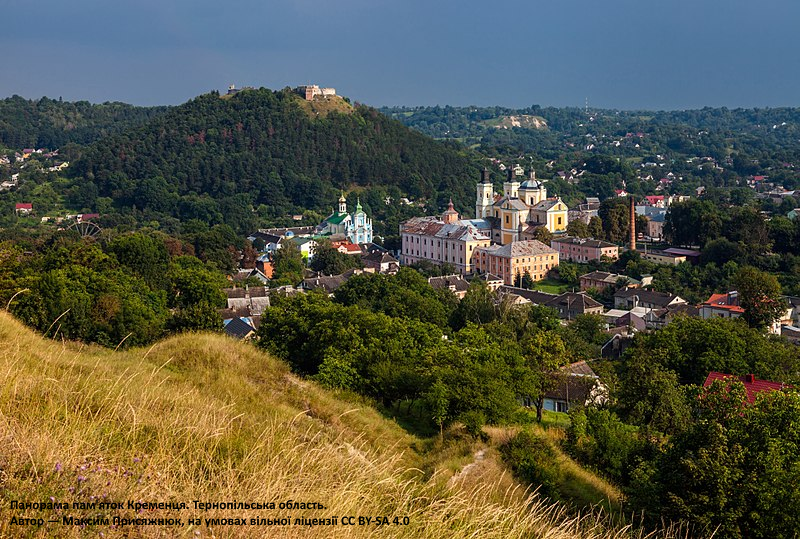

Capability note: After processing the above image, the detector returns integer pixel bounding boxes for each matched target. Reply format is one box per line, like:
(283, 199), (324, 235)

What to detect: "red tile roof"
(15, 203), (32, 210)
(703, 293), (745, 314)
(703, 371), (790, 404)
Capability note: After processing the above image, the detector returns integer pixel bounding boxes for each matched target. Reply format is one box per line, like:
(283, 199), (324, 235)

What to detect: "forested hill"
(0, 95), (169, 149)
(68, 88), (484, 231)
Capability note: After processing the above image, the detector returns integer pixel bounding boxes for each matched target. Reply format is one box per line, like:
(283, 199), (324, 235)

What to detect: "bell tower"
(476, 168), (493, 218)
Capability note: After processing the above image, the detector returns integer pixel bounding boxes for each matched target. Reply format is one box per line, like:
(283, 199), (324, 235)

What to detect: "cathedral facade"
(476, 167), (568, 245)
(318, 193), (374, 244)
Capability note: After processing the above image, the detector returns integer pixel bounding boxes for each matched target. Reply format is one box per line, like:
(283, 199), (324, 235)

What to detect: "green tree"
(521, 329), (569, 422)
(733, 266), (785, 331)
(566, 219), (590, 238)
(310, 238), (362, 275)
(272, 238), (305, 284)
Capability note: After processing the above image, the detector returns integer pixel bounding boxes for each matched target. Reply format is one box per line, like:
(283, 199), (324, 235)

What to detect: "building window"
(505, 215), (509, 224)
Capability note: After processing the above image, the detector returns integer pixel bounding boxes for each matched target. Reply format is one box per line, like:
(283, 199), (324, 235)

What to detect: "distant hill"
(485, 114), (548, 130)
(0, 95), (169, 149)
(0, 310), (660, 538)
(68, 88), (485, 232)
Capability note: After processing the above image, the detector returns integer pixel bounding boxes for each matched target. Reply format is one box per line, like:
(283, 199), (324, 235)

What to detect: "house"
(223, 317), (257, 340)
(14, 203), (33, 215)
(229, 268), (270, 285)
(644, 195), (666, 208)
(428, 275), (471, 299)
(362, 251), (400, 274)
(292, 236), (317, 261)
(337, 243), (363, 256)
(497, 286), (558, 306)
(700, 292), (744, 320)
(640, 249), (689, 266)
(474, 240), (559, 286)
(542, 361), (607, 413)
(568, 198), (600, 224)
(478, 273), (503, 291)
(601, 332), (635, 360)
(580, 271), (634, 292)
(781, 325), (800, 345)
(614, 287), (686, 310)
(223, 286), (271, 315)
(550, 237), (619, 263)
(646, 214), (666, 240)
(703, 372), (791, 405)
(546, 292), (604, 320)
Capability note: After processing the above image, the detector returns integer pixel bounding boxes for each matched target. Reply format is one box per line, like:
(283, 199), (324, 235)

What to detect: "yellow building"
(475, 240), (559, 285)
(528, 198), (568, 232)
(476, 168), (567, 244)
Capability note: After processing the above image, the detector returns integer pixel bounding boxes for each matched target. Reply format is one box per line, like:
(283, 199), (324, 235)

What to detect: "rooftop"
(478, 240), (557, 259)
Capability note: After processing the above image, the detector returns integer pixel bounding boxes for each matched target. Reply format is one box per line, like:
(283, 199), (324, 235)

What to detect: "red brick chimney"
(629, 196), (636, 251)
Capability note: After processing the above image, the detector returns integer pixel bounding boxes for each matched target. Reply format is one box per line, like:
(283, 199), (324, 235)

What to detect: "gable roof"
(703, 372), (791, 405)
(546, 292), (603, 311)
(498, 286), (558, 305)
(428, 275), (470, 293)
(223, 317), (256, 339)
(614, 287), (684, 307)
(531, 198), (563, 212)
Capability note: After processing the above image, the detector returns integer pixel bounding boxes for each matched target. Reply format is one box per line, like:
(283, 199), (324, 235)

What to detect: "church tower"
(476, 168), (493, 219)
(442, 199), (459, 224)
(503, 168), (520, 199)
(338, 192), (347, 214)
(519, 169), (547, 207)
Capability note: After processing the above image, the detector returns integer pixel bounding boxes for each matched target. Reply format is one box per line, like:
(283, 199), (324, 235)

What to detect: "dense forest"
(0, 95), (169, 149)
(63, 89), (485, 235)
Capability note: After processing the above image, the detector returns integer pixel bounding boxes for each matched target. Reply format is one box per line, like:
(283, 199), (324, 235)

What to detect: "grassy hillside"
(0, 311), (687, 538)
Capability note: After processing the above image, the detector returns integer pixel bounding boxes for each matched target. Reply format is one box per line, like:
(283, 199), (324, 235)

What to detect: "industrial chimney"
(629, 196), (636, 251)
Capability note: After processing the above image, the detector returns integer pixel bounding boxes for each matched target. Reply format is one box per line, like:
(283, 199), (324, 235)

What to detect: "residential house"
(703, 372), (791, 404)
(614, 287), (686, 310)
(478, 273), (504, 291)
(362, 251), (400, 274)
(700, 292), (744, 320)
(782, 325), (800, 344)
(223, 286), (271, 315)
(646, 214), (666, 240)
(568, 198), (600, 224)
(542, 361), (607, 413)
(550, 237), (619, 263)
(223, 317), (257, 340)
(497, 286), (558, 306)
(15, 203), (32, 215)
(474, 240), (559, 286)
(580, 271), (637, 292)
(428, 275), (471, 299)
(545, 292), (604, 320)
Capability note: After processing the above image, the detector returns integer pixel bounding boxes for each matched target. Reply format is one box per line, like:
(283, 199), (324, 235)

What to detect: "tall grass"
(0, 312), (695, 538)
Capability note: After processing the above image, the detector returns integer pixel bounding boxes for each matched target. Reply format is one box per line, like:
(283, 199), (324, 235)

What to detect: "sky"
(2, 0), (799, 110)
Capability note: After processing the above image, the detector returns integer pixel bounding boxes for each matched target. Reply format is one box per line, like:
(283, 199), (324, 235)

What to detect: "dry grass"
(0, 312), (694, 538)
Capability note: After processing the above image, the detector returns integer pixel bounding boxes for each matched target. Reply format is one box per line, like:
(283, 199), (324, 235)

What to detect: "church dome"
(520, 179), (542, 189)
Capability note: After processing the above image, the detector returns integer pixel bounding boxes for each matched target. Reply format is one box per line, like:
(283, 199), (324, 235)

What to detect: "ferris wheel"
(67, 220), (102, 239)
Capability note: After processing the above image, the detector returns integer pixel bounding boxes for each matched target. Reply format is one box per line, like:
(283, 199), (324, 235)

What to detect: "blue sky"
(2, 0), (798, 109)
